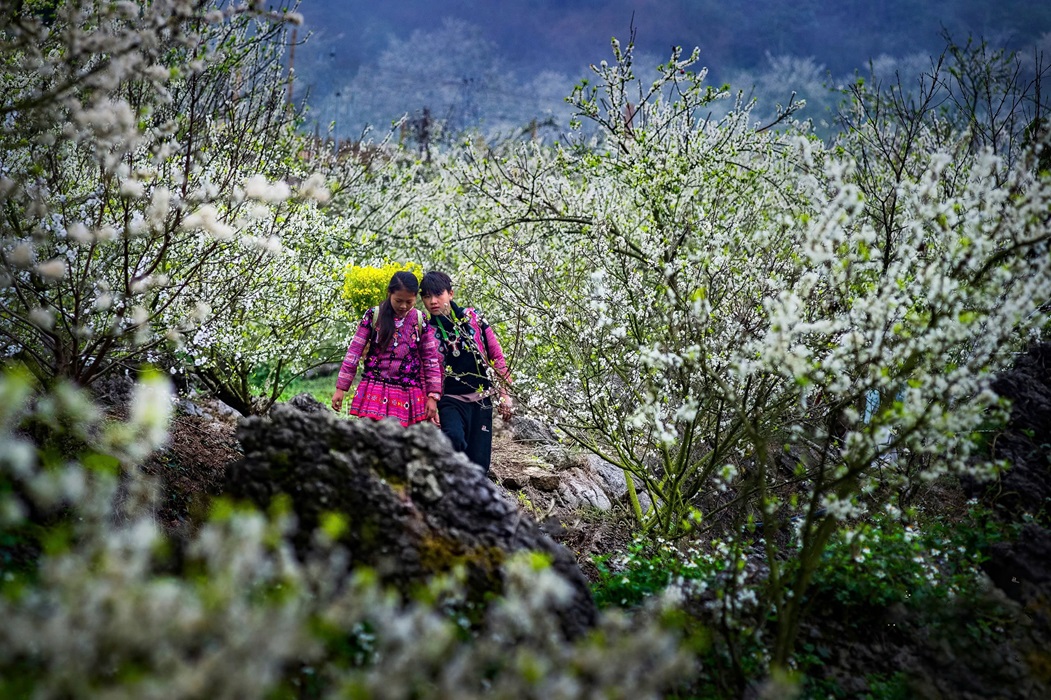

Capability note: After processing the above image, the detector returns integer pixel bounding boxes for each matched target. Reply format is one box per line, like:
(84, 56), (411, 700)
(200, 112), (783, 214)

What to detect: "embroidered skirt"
(349, 378), (428, 427)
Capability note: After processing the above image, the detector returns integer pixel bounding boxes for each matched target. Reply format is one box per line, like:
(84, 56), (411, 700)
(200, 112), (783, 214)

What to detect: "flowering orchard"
(3, 0), (1051, 691)
(1, 1), (337, 398)
(0, 2), (438, 415)
(424, 37), (1051, 665)
(0, 4), (692, 698)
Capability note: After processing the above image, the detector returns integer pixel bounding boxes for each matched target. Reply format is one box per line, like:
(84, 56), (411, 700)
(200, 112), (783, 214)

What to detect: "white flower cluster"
(430, 43), (1051, 546)
(1, 0), (356, 398)
(0, 371), (694, 697)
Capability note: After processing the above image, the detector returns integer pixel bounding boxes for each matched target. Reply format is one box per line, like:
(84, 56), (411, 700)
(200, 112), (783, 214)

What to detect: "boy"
(420, 271), (512, 473)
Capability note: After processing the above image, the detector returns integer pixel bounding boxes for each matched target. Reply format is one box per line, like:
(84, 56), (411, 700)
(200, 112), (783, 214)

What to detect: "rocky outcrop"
(983, 343), (1051, 518)
(500, 416), (652, 513)
(985, 523), (1051, 631)
(226, 405), (597, 638)
(969, 343), (1051, 633)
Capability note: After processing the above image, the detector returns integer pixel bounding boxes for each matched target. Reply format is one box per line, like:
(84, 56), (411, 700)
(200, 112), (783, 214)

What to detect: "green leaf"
(81, 451), (120, 476)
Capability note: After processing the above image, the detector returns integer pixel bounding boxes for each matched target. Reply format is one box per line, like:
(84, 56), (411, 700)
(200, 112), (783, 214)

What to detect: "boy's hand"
(497, 393), (513, 421)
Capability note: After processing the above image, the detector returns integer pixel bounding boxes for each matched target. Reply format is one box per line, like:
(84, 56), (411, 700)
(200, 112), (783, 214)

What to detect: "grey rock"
(539, 515), (568, 537)
(499, 472), (529, 490)
(501, 466), (560, 492)
(980, 343), (1051, 517)
(557, 467), (613, 511)
(510, 415), (560, 445)
(583, 454), (653, 513)
(227, 405), (597, 639)
(588, 454), (627, 498)
(523, 466), (561, 492)
(90, 374), (134, 407)
(508, 415), (574, 469)
(176, 398), (206, 417)
(986, 522), (1051, 633)
(533, 443), (575, 470)
(207, 399), (242, 420)
(635, 489), (655, 515)
(965, 342), (1051, 636)
(301, 362), (340, 380)
(285, 392), (326, 414)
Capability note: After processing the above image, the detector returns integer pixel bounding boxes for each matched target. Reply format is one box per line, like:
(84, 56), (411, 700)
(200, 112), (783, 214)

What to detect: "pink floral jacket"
(336, 307), (443, 395)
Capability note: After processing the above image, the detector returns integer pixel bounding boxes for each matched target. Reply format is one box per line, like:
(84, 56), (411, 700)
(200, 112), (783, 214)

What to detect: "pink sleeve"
(418, 310), (443, 395)
(483, 324), (511, 386)
(468, 309), (510, 387)
(336, 310), (373, 391)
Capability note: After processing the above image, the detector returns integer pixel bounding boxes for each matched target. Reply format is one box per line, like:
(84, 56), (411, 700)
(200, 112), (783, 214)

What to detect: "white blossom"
(243, 174), (292, 203)
(297, 172), (331, 203)
(7, 242), (35, 267)
(35, 258), (68, 280)
(120, 179), (145, 199)
(29, 307), (55, 329)
(182, 204), (235, 240)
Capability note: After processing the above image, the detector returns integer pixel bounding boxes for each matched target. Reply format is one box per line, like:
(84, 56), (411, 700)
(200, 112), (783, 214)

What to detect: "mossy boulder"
(226, 404), (596, 638)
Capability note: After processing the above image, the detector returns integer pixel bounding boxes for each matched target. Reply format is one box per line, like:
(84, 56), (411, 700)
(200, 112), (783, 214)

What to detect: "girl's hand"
(331, 389), (345, 412)
(425, 396), (439, 422)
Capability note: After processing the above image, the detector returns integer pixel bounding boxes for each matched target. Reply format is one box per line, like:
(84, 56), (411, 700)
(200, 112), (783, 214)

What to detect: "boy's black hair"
(420, 270), (453, 297)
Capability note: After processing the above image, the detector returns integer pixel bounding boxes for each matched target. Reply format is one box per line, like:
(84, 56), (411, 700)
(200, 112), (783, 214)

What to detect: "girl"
(331, 271), (442, 426)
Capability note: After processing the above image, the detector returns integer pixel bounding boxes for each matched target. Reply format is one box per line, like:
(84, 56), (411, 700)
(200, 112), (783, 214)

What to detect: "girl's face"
(422, 289), (454, 316)
(390, 289), (418, 317)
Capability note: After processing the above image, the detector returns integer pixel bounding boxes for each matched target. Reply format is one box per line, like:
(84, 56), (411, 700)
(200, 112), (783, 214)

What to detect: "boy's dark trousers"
(437, 396), (493, 473)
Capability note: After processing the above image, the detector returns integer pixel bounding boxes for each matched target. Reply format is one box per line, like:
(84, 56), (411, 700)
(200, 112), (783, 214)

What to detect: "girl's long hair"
(374, 271), (420, 350)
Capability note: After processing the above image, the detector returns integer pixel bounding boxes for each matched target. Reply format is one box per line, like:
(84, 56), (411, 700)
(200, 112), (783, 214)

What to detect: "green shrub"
(592, 538), (725, 609)
(807, 509), (1002, 609)
(248, 367), (337, 404)
(340, 262), (423, 318)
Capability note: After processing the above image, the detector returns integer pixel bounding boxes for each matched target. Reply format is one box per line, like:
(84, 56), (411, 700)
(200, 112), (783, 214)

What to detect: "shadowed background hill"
(290, 0), (1051, 138)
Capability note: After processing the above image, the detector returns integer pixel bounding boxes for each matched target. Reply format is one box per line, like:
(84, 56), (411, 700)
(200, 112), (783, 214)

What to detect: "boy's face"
(422, 289), (454, 316)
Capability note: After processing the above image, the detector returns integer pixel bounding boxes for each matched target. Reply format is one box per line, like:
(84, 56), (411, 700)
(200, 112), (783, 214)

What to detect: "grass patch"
(263, 373), (337, 405)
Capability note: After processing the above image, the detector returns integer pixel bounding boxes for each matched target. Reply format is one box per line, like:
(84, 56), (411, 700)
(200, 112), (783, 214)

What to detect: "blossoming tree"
(0, 0), (332, 395)
(430, 36), (1051, 665)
